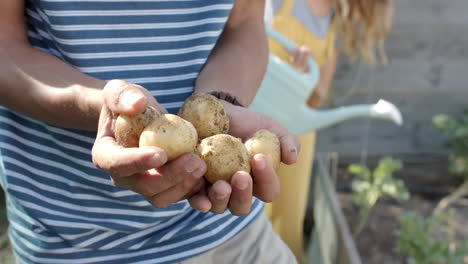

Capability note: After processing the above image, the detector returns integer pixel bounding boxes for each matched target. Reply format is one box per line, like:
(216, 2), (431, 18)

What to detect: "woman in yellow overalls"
(265, 0), (393, 262)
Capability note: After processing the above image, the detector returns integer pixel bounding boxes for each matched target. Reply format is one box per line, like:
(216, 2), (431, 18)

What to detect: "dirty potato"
(178, 93), (229, 139)
(196, 134), (251, 184)
(139, 114), (198, 161)
(114, 106), (160, 148)
(244, 129), (281, 171)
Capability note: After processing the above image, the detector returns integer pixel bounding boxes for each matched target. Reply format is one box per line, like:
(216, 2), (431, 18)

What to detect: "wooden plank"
(309, 170), (338, 264)
(307, 157), (362, 264)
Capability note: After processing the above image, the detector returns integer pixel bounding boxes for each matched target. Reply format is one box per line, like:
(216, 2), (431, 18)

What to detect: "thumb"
(103, 79), (148, 116)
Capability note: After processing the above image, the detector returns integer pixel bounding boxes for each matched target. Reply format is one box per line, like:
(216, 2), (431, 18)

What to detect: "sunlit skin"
(0, 0), (300, 216)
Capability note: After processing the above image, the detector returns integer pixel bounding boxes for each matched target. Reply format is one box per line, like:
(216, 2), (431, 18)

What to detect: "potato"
(196, 134), (251, 184)
(178, 93), (229, 139)
(139, 114), (198, 161)
(244, 129), (281, 171)
(114, 106), (159, 148)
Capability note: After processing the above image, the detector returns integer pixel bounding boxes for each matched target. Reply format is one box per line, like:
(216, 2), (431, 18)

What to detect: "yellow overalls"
(265, 0), (336, 262)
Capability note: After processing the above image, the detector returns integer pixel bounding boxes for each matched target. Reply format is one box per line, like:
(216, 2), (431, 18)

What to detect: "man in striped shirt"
(0, 0), (299, 263)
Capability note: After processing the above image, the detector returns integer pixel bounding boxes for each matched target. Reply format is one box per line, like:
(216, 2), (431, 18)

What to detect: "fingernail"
(192, 166), (205, 179)
(216, 192), (228, 200)
(150, 153), (166, 166)
(290, 147), (298, 162)
(236, 180), (248, 190)
(185, 162), (199, 173)
(254, 155), (266, 171)
(200, 203), (212, 213)
(125, 90), (143, 107)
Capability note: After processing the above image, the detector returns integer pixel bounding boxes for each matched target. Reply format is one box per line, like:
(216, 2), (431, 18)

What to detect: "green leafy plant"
(395, 211), (468, 264)
(348, 156), (410, 237)
(432, 110), (468, 215)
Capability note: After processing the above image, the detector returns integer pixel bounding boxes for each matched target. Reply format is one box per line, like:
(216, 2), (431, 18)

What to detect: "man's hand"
(92, 80), (207, 209)
(188, 102), (300, 216)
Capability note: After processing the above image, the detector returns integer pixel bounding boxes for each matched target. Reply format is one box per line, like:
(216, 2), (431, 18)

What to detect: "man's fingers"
(248, 115), (299, 164)
(258, 114), (300, 164)
(156, 153), (205, 185)
(228, 171), (253, 216)
(208, 180), (232, 214)
(251, 154), (280, 203)
(188, 187), (212, 213)
(103, 79), (148, 115)
(148, 163), (206, 209)
(130, 153), (205, 197)
(96, 106), (114, 139)
(278, 133), (300, 164)
(223, 103), (300, 164)
(111, 153), (205, 198)
(93, 142), (167, 178)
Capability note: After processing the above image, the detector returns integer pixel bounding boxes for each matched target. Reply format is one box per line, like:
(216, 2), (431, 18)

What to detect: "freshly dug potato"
(196, 134), (251, 184)
(244, 129), (281, 171)
(114, 106), (159, 148)
(178, 93), (229, 139)
(139, 114), (198, 161)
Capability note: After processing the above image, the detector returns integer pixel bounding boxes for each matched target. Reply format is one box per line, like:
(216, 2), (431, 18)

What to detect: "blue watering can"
(249, 27), (403, 136)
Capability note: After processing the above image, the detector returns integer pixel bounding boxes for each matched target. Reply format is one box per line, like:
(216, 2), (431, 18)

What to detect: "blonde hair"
(331, 0), (393, 64)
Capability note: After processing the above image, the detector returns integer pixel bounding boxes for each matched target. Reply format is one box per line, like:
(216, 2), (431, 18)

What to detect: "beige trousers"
(14, 213), (296, 264)
(179, 212), (297, 264)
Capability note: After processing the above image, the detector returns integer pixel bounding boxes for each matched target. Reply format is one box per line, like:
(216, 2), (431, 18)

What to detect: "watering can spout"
(249, 26), (404, 136)
(291, 100), (403, 135)
(370, 99), (403, 126)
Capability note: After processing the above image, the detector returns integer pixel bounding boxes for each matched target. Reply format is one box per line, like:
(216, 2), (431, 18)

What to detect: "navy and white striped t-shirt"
(0, 1), (263, 263)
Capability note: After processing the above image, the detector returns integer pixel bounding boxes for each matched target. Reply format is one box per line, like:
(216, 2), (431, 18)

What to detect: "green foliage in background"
(349, 156), (410, 237)
(432, 110), (468, 215)
(395, 211), (468, 264)
(432, 110), (468, 178)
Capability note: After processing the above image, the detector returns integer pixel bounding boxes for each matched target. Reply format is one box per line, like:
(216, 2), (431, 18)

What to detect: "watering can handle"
(266, 27), (320, 85)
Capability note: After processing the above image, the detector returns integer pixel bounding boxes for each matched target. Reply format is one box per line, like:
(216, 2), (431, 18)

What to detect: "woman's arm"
(0, 0), (105, 130)
(290, 45), (338, 108)
(194, 0), (268, 106)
